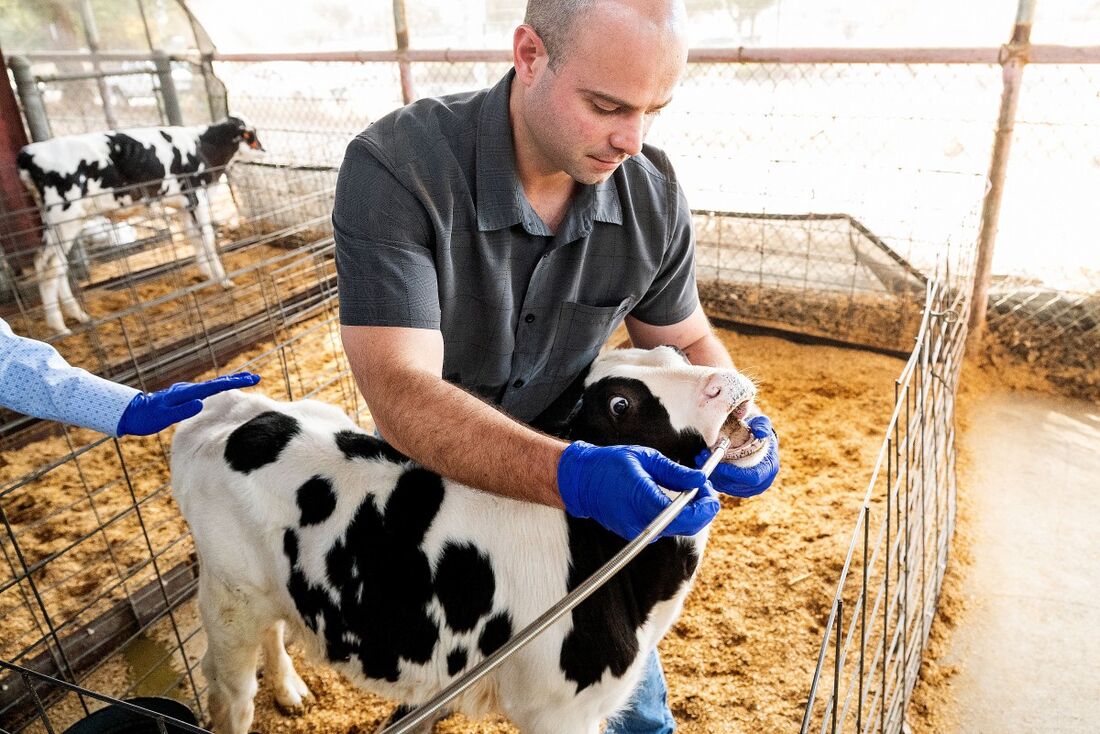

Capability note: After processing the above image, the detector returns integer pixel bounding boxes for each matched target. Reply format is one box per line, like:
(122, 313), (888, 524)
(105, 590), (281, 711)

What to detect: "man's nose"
(610, 113), (645, 157)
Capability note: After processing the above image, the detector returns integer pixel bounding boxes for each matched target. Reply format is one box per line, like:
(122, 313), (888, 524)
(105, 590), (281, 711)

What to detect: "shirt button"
(524, 313), (535, 323)
(513, 379), (525, 388)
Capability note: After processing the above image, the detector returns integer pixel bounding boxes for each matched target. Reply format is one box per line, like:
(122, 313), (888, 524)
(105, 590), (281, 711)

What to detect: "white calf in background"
(171, 346), (771, 734)
(17, 116), (264, 334)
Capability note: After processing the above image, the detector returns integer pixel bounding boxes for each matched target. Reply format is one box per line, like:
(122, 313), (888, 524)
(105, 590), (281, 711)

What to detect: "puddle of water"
(121, 634), (189, 701)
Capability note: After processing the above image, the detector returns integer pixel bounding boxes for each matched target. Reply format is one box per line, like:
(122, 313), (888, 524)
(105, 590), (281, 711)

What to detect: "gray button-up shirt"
(334, 70), (699, 423)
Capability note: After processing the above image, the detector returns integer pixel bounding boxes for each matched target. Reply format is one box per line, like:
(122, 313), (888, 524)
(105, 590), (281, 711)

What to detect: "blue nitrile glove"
(696, 414), (779, 498)
(116, 372), (261, 436)
(558, 441), (720, 540)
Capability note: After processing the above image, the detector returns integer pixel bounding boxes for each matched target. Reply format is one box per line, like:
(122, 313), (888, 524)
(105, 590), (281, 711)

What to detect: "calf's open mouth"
(722, 401), (768, 461)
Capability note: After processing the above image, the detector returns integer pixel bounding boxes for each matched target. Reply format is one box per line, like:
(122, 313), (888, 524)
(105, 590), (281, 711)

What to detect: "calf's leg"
(199, 574), (265, 734)
(35, 218), (84, 335)
(187, 188), (233, 288)
(57, 270), (91, 325)
(262, 620), (312, 712)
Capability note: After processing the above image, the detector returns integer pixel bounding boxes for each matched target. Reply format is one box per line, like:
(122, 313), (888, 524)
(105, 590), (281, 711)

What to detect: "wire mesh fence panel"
(798, 281), (965, 734)
(0, 233), (365, 732)
(0, 162), (337, 446)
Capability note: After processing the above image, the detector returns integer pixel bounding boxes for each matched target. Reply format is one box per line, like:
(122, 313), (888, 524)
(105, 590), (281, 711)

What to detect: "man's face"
(520, 4), (688, 185)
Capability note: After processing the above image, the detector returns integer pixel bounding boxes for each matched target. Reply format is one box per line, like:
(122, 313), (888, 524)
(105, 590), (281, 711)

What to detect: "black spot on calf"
(558, 517), (700, 692)
(447, 646), (468, 676)
(283, 466), (447, 683)
(335, 430), (407, 464)
(434, 543), (495, 633)
(224, 411), (300, 474)
(297, 475), (337, 526)
(479, 612), (513, 657)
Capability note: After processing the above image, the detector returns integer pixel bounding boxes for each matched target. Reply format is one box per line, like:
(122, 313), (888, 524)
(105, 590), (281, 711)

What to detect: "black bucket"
(60, 696), (199, 734)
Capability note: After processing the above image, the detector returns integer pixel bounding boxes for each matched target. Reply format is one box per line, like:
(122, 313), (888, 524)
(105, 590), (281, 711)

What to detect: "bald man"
(334, 1), (779, 730)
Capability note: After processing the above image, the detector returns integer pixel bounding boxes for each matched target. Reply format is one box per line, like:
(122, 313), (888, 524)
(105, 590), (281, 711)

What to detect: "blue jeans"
(605, 651), (675, 734)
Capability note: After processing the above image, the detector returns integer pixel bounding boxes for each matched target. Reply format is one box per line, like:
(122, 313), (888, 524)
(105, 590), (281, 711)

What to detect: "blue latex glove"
(558, 441), (720, 540)
(697, 414), (779, 498)
(116, 372), (261, 436)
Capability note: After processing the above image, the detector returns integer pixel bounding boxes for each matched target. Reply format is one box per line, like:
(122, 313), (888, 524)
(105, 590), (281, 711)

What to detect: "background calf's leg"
(35, 218), (84, 335)
(188, 188), (233, 288)
(57, 268), (91, 325)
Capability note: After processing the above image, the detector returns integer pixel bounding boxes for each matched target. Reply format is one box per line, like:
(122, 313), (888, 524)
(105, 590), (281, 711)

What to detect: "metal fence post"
(78, 0), (119, 130)
(393, 0), (416, 104)
(153, 50), (184, 126)
(968, 0), (1036, 348)
(8, 56), (51, 142)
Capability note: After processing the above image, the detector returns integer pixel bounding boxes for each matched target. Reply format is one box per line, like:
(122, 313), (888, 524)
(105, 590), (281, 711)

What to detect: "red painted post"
(0, 46), (42, 273)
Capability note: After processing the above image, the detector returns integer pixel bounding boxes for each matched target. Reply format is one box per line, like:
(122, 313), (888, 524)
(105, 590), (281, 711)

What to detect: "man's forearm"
(362, 367), (566, 508)
(682, 330), (734, 369)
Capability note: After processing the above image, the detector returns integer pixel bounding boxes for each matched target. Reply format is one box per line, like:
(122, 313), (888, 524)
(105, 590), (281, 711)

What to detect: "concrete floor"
(940, 391), (1100, 732)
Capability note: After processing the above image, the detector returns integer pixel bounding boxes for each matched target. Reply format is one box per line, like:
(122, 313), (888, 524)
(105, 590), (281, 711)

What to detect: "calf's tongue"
(724, 418), (754, 450)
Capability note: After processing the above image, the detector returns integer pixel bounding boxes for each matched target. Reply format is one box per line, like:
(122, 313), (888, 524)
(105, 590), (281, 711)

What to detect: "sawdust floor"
(4, 324), (914, 733)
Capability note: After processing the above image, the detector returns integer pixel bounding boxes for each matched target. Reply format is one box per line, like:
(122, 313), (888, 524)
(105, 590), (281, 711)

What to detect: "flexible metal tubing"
(379, 435), (733, 734)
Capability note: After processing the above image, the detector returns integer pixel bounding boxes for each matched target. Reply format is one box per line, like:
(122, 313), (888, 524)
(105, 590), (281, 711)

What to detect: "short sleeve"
(333, 136), (441, 329)
(629, 181), (700, 326)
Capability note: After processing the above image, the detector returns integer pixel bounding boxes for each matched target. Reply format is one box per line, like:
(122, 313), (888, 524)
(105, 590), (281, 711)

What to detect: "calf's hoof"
(272, 672), (312, 714)
(219, 278), (235, 289)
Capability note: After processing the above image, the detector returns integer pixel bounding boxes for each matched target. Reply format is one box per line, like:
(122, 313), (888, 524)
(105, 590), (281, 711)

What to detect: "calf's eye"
(609, 396), (630, 416)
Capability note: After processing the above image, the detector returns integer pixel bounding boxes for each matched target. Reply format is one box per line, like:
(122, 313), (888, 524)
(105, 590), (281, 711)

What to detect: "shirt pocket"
(543, 297), (633, 380)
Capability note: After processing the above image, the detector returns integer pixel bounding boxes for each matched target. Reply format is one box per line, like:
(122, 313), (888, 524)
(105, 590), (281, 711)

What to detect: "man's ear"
(512, 24), (546, 86)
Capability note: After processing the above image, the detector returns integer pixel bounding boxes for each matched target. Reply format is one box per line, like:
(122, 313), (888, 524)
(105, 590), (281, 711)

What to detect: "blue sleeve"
(0, 318), (140, 436)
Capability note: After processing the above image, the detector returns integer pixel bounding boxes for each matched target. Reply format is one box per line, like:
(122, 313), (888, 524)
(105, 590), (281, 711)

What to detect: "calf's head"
(567, 346), (770, 469)
(226, 115), (265, 154)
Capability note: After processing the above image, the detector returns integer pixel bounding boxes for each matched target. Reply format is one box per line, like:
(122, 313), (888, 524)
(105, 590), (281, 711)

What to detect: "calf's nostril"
(705, 384), (722, 399)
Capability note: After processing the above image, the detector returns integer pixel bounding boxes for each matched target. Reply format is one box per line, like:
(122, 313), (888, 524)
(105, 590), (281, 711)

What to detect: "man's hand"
(558, 442), (720, 540)
(116, 372), (261, 436)
(697, 415), (779, 498)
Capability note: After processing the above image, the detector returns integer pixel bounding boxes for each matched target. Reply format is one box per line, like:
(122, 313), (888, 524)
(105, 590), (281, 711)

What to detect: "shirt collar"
(476, 69), (623, 237)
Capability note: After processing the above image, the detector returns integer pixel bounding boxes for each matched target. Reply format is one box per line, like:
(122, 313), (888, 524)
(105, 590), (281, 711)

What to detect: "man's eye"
(592, 102), (619, 115)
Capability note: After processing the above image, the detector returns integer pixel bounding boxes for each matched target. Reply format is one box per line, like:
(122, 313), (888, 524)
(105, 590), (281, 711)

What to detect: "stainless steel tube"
(380, 435), (732, 734)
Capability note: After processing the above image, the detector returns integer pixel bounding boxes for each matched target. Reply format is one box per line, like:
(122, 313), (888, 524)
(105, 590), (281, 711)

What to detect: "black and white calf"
(170, 347), (770, 734)
(17, 116), (263, 334)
